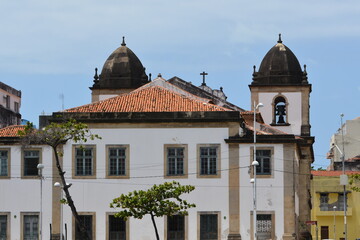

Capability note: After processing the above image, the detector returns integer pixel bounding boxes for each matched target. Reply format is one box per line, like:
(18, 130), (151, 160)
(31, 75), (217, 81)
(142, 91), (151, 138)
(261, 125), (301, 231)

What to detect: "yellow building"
(311, 170), (360, 240)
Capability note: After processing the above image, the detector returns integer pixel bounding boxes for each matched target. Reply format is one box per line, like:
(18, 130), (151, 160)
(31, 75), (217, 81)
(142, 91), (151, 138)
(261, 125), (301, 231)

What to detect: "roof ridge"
(65, 85), (231, 113)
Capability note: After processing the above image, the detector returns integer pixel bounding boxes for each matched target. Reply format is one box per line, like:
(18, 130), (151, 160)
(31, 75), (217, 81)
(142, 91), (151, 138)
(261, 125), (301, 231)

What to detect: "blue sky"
(1, 0), (359, 168)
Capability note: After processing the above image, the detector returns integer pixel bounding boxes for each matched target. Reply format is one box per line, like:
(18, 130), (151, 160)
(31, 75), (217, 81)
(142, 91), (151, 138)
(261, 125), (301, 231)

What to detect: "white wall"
(61, 127), (230, 240)
(239, 143), (285, 239)
(0, 145), (52, 240)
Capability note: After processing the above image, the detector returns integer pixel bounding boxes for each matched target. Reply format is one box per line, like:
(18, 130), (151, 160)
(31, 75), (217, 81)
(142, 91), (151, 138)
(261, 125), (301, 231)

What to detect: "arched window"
(274, 96), (287, 124)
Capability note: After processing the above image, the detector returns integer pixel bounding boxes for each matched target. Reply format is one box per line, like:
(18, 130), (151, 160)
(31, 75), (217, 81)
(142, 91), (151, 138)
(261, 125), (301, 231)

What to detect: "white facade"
(0, 121), (304, 240)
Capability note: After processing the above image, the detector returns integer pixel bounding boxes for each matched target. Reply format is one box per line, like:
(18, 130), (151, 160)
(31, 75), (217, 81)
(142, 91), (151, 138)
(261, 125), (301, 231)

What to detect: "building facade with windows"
(0, 36), (314, 240)
(0, 81), (21, 128)
(327, 117), (360, 171)
(310, 171), (360, 240)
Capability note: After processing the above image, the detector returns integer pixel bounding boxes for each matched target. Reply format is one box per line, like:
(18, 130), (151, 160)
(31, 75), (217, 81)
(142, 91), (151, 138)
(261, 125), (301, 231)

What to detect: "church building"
(0, 35), (314, 240)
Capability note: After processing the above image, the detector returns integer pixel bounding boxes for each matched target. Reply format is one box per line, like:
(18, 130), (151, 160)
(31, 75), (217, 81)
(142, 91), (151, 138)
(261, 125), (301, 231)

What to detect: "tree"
(19, 119), (101, 240)
(349, 173), (360, 192)
(110, 181), (196, 240)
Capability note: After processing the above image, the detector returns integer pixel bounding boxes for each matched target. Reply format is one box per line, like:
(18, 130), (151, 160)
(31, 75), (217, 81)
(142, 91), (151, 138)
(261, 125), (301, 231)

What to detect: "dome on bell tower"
(251, 34), (308, 86)
(91, 37), (149, 90)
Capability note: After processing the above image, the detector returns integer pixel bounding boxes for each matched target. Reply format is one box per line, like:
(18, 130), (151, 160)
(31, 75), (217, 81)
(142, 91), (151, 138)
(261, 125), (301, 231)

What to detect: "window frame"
(250, 147), (274, 179)
(106, 213), (129, 240)
(250, 211), (275, 240)
(0, 148), (10, 179)
(14, 101), (19, 113)
(21, 212), (39, 240)
(0, 212), (10, 240)
(72, 145), (96, 179)
(164, 144), (188, 179)
(197, 211), (220, 240)
(164, 214), (187, 240)
(72, 212), (96, 240)
(21, 149), (42, 179)
(105, 145), (130, 179)
(197, 144), (221, 178)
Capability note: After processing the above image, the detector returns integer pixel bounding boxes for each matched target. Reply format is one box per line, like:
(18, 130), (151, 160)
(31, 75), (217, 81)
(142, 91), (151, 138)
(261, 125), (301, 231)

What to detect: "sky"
(0, 0), (359, 169)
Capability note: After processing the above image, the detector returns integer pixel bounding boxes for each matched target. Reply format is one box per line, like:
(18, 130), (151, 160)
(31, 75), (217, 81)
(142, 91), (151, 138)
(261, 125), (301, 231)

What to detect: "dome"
(91, 37), (149, 90)
(251, 34), (308, 85)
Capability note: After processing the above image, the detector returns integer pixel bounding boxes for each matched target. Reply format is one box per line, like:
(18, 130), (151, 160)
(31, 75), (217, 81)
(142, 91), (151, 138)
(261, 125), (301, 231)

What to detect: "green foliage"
(60, 198), (68, 205)
(349, 173), (360, 192)
(18, 119), (101, 148)
(110, 181), (196, 220)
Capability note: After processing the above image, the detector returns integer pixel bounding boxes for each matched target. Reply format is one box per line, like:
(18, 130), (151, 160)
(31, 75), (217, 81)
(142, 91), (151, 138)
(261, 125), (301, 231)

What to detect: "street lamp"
(333, 205), (337, 240)
(332, 142), (347, 239)
(252, 101), (263, 240)
(37, 163), (44, 240)
(331, 113), (347, 240)
(54, 182), (63, 240)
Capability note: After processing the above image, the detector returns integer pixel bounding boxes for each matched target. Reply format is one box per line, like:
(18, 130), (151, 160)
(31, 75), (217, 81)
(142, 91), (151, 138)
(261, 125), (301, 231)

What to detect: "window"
(23, 215), (39, 240)
(75, 215), (94, 240)
(23, 150), (40, 177)
(106, 145), (129, 178)
(199, 213), (219, 240)
(73, 146), (96, 178)
(256, 214), (272, 240)
(0, 150), (9, 177)
(319, 193), (329, 211)
(14, 102), (19, 113)
(108, 215), (126, 240)
(337, 193), (346, 211)
(166, 147), (185, 176)
(0, 214), (8, 240)
(167, 215), (184, 240)
(256, 150), (271, 175)
(3, 95), (10, 109)
(272, 96), (289, 125)
(198, 145), (220, 178)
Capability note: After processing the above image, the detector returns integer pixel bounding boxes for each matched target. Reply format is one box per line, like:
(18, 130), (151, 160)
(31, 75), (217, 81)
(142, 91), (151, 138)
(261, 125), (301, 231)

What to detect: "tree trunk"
(53, 146), (91, 240)
(150, 213), (160, 240)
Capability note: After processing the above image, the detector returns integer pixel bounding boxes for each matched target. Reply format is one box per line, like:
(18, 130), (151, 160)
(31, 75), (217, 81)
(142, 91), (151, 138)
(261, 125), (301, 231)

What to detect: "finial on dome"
(253, 65), (256, 73)
(158, 73), (162, 78)
(121, 36), (126, 46)
(277, 33), (282, 43)
(303, 64), (307, 73)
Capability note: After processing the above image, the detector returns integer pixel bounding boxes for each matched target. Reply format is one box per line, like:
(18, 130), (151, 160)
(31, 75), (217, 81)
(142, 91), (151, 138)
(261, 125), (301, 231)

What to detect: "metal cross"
(200, 71), (208, 86)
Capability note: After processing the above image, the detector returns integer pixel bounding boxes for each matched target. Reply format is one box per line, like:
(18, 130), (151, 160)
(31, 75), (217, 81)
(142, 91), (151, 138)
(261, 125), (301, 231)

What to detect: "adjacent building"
(0, 36), (314, 240)
(0, 81), (21, 128)
(327, 117), (360, 171)
(311, 170), (360, 240)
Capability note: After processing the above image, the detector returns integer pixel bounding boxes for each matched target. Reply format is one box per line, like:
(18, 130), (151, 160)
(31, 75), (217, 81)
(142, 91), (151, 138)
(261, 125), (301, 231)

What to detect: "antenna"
(59, 93), (64, 110)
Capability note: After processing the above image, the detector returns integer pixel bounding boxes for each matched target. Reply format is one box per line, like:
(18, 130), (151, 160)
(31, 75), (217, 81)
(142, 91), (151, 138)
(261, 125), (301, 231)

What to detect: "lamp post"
(252, 101), (263, 240)
(54, 182), (63, 240)
(332, 142), (347, 239)
(333, 205), (337, 240)
(37, 163), (44, 240)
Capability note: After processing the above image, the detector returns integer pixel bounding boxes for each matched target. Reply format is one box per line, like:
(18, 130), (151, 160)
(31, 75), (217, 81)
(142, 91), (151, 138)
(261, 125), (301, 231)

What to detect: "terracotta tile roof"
(241, 111), (264, 124)
(346, 155), (360, 162)
(65, 86), (232, 113)
(0, 125), (25, 137)
(312, 170), (360, 177)
(240, 111), (290, 135)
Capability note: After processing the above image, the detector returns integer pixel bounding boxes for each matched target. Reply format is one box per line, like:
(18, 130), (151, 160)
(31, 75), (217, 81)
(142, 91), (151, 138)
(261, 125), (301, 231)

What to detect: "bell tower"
(249, 34), (311, 136)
